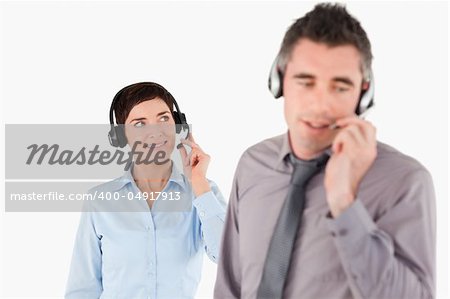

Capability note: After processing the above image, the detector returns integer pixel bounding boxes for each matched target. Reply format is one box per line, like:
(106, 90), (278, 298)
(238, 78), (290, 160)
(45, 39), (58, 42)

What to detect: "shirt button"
(199, 211), (206, 217)
(339, 228), (348, 236)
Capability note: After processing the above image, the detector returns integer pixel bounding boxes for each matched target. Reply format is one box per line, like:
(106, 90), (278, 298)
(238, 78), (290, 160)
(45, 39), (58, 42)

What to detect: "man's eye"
(334, 86), (349, 93)
(134, 121), (145, 128)
(298, 81), (313, 87)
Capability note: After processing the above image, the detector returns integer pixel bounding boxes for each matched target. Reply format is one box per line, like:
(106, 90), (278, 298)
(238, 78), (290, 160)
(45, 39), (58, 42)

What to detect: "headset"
(268, 55), (375, 116)
(108, 82), (189, 148)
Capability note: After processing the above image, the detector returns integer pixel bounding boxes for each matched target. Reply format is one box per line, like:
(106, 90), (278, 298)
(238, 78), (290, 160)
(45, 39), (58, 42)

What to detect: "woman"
(65, 82), (226, 298)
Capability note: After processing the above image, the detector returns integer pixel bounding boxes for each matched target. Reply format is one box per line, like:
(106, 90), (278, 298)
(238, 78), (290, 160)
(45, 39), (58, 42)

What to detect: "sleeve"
(214, 169), (242, 299)
(325, 169), (436, 299)
(65, 202), (103, 299)
(192, 179), (227, 263)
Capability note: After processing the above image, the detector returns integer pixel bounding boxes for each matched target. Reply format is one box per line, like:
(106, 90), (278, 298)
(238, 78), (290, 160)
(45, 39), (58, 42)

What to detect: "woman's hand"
(177, 133), (211, 197)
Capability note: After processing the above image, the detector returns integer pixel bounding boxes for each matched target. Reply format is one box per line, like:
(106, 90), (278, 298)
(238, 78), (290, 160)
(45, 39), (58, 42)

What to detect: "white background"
(0, 1), (448, 298)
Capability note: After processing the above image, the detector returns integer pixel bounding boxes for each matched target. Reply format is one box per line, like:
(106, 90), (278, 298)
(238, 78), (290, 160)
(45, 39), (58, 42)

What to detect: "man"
(214, 3), (435, 299)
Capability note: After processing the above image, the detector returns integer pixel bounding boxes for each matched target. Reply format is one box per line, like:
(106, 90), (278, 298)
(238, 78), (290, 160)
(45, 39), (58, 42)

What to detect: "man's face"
(283, 38), (367, 156)
(124, 98), (176, 158)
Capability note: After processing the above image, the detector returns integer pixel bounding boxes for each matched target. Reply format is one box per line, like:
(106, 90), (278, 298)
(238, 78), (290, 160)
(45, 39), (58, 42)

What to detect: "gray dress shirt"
(214, 132), (436, 299)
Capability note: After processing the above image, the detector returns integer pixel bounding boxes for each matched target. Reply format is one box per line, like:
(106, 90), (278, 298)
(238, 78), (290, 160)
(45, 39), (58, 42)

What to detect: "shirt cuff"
(192, 191), (225, 221)
(325, 200), (377, 249)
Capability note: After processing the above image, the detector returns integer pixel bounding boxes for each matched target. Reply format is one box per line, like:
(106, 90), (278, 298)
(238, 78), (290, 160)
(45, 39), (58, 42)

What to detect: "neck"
(288, 131), (328, 161)
(132, 160), (172, 192)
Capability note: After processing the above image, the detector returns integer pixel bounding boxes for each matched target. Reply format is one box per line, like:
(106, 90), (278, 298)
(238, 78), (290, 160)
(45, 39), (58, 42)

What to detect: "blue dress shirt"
(65, 163), (226, 299)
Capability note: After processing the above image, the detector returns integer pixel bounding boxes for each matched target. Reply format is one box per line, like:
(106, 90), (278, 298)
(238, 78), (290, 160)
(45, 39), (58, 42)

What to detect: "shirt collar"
(274, 131), (332, 171)
(108, 161), (187, 191)
(274, 131), (293, 171)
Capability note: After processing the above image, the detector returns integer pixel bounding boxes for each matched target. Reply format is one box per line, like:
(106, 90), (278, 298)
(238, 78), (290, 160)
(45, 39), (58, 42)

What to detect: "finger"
(331, 133), (343, 153)
(336, 116), (375, 143)
(332, 130), (358, 154)
(187, 132), (196, 143)
(335, 115), (365, 127)
(180, 138), (199, 149)
(190, 148), (210, 166)
(177, 143), (189, 167)
(364, 122), (377, 145)
(190, 149), (201, 167)
(342, 124), (365, 146)
(354, 120), (376, 145)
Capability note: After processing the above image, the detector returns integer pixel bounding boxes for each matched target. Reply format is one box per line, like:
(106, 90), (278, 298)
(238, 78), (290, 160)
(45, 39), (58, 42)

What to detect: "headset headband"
(109, 82), (181, 125)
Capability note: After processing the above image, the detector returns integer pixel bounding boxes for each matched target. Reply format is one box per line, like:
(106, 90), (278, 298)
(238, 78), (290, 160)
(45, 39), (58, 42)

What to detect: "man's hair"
(114, 83), (174, 124)
(278, 2), (373, 80)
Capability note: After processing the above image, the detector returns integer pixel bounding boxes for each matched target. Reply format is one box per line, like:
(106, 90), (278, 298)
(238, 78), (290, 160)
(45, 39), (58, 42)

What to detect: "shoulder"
(366, 141), (434, 200)
(365, 141), (436, 221)
(244, 134), (285, 157)
(374, 141), (430, 177)
(237, 134), (286, 171)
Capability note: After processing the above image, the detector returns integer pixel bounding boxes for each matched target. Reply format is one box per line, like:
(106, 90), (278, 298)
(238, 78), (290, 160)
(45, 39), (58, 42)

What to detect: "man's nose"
(308, 87), (334, 115)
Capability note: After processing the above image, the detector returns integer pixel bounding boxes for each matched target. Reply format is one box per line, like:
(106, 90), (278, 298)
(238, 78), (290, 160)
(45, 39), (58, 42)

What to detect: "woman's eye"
(159, 115), (170, 122)
(134, 121), (145, 128)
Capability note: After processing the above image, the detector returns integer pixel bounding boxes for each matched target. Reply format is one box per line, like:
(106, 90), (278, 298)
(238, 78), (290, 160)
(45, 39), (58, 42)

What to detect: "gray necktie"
(257, 153), (329, 299)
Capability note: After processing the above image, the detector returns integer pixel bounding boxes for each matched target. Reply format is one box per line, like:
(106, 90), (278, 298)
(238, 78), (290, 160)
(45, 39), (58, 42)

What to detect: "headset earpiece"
(108, 125), (127, 148)
(268, 55), (283, 98)
(108, 85), (130, 148)
(356, 70), (375, 115)
(172, 111), (188, 134)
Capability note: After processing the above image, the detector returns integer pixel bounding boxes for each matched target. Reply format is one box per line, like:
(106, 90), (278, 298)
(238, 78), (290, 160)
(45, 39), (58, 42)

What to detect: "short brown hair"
(113, 82), (174, 124)
(278, 2), (373, 80)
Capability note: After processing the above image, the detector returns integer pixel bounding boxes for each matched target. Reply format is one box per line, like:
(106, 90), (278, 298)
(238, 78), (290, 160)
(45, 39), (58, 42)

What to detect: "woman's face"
(124, 98), (176, 161)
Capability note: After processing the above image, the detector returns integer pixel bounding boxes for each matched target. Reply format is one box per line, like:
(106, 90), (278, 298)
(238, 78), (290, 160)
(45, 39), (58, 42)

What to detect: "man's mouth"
(143, 140), (168, 148)
(302, 120), (332, 130)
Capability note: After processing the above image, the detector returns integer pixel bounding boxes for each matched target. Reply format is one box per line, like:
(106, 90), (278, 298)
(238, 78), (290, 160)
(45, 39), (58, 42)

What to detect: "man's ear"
(362, 81), (370, 91)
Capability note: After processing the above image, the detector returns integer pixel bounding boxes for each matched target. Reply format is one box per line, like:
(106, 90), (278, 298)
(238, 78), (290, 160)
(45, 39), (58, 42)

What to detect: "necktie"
(257, 153), (329, 299)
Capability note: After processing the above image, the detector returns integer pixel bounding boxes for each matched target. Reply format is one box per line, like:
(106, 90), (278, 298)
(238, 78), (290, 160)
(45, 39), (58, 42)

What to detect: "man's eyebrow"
(293, 73), (355, 86)
(293, 72), (315, 79)
(332, 77), (355, 87)
(293, 73), (355, 87)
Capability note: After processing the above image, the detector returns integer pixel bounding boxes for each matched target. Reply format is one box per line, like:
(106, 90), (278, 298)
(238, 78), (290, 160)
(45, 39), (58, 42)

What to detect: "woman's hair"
(113, 82), (174, 124)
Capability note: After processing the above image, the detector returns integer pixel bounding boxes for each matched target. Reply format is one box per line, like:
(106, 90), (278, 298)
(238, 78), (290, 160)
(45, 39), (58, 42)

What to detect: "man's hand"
(324, 116), (377, 218)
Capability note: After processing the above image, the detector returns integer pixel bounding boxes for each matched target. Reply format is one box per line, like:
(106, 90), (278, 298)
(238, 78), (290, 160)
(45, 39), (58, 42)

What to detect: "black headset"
(268, 55), (375, 116)
(108, 82), (189, 148)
